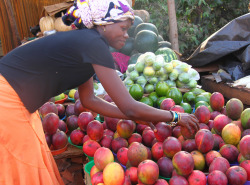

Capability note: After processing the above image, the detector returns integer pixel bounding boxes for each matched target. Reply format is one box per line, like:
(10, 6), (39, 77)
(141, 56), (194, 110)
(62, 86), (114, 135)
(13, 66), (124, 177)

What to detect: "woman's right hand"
(177, 113), (200, 134)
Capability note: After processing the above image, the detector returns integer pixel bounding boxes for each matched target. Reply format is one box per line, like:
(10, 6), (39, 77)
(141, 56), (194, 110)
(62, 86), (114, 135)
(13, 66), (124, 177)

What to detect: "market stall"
(1, 0), (250, 185)
(44, 13), (250, 182)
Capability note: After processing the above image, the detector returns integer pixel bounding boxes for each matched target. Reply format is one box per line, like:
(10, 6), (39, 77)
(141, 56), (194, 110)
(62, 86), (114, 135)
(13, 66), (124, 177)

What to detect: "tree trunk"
(167, 0), (179, 54)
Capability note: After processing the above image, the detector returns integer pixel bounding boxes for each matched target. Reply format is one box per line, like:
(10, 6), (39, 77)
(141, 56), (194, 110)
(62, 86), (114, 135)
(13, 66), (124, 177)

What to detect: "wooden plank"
(193, 63), (219, 73)
(201, 75), (250, 106)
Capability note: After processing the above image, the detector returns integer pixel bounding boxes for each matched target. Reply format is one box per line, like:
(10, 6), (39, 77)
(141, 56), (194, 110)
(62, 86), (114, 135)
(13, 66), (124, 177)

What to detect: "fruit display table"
(53, 144), (88, 185)
(53, 144), (84, 160)
(201, 75), (250, 106)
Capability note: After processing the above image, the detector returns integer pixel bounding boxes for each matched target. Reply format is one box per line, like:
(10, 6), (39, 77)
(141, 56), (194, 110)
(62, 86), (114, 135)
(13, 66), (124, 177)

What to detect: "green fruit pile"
(123, 50), (201, 103)
(113, 15), (172, 60)
(182, 88), (211, 110)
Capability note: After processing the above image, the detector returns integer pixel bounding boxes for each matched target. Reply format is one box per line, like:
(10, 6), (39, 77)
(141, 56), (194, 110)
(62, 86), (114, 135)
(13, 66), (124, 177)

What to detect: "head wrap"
(62, 0), (134, 29)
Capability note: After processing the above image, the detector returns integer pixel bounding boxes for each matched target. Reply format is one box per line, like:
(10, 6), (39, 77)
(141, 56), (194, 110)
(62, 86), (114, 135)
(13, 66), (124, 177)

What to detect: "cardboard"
(41, 0), (74, 17)
(41, 0), (134, 18)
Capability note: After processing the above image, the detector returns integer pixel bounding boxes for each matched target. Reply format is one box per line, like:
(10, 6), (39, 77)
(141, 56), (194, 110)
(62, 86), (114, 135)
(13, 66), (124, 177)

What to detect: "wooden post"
(167, 0), (179, 54)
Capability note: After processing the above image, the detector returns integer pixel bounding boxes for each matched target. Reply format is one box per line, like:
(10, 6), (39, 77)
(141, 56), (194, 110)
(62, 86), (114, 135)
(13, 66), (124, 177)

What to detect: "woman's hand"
(177, 113), (200, 134)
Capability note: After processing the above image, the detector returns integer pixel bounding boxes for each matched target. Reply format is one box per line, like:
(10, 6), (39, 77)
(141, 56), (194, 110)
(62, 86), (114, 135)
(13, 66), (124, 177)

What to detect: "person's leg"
(0, 75), (64, 185)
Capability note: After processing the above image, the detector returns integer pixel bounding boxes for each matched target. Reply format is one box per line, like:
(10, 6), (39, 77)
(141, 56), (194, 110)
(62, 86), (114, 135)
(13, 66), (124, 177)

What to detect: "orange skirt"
(0, 75), (64, 185)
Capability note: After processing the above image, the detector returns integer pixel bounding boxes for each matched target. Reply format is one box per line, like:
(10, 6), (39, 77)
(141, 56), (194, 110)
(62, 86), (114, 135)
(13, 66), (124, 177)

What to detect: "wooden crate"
(53, 144), (88, 185)
(201, 75), (250, 106)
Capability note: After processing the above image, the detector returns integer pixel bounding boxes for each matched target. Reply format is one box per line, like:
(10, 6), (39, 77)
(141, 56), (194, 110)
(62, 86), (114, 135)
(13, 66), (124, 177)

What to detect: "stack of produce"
(125, 50), (199, 89)
(39, 16), (55, 34)
(110, 15), (173, 73)
(39, 102), (68, 153)
(39, 14), (72, 36)
(39, 88), (82, 154)
(123, 50), (200, 109)
(114, 15), (170, 56)
(48, 90), (250, 185)
(39, 84), (250, 184)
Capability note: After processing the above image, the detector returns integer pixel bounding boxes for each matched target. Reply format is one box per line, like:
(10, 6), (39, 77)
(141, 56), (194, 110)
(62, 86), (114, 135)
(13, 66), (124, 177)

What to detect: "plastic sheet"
(185, 13), (250, 80)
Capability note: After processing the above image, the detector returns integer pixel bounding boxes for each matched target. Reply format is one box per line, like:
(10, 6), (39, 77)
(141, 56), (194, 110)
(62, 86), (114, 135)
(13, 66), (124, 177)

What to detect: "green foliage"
(134, 0), (249, 58)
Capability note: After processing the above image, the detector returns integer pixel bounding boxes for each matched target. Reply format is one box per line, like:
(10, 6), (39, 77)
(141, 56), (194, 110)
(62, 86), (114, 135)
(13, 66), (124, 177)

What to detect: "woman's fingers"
(191, 119), (200, 131)
(186, 114), (199, 131)
(180, 113), (200, 134)
(187, 124), (193, 135)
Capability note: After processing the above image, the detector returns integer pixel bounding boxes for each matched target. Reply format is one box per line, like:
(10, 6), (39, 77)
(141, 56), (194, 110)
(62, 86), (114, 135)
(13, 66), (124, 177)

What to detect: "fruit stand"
(37, 6), (250, 185)
(43, 53), (250, 185)
(1, 0), (250, 184)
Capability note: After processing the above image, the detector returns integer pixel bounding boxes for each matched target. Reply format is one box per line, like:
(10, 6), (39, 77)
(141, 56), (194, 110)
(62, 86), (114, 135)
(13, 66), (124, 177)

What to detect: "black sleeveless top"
(0, 29), (115, 113)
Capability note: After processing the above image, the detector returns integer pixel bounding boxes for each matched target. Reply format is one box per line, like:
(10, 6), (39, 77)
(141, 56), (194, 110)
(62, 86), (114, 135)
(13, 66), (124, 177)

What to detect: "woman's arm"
(78, 76), (156, 129)
(79, 64), (199, 133)
(78, 77), (130, 120)
(79, 65), (174, 122)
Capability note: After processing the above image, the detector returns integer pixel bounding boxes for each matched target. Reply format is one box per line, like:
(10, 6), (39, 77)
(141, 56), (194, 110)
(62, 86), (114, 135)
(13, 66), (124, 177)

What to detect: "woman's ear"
(96, 25), (105, 34)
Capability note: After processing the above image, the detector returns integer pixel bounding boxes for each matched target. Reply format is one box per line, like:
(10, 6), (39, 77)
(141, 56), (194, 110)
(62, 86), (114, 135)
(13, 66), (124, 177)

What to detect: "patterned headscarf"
(62, 0), (134, 29)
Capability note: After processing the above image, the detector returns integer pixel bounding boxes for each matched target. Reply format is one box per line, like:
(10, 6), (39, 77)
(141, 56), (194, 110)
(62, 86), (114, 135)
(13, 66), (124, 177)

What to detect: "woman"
(0, 0), (199, 184)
